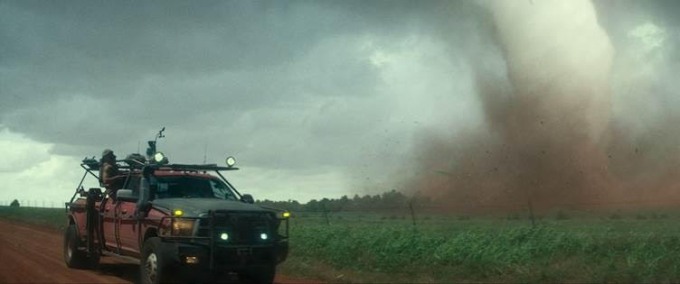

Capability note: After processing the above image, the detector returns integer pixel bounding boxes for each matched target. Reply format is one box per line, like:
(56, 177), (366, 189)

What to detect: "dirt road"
(0, 219), (315, 283)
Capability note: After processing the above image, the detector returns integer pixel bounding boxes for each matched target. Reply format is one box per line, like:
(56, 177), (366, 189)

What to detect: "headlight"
(171, 219), (196, 236)
(220, 233), (229, 241)
(260, 233), (268, 240)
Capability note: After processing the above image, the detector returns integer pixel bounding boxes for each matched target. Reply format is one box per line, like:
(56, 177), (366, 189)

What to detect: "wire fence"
(2, 198), (678, 209)
(2, 197), (679, 228)
(0, 200), (65, 208)
(260, 198), (680, 228)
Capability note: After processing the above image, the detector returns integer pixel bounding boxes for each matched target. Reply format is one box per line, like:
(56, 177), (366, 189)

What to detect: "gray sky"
(0, 0), (677, 205)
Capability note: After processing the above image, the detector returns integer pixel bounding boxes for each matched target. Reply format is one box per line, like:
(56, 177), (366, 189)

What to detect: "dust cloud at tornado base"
(407, 0), (680, 212)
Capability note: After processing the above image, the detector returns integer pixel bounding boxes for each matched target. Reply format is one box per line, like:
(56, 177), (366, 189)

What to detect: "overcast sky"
(0, 0), (677, 205)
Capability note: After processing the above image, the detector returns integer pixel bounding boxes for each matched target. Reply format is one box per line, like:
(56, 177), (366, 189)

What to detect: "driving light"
(171, 219), (195, 236)
(282, 212), (291, 218)
(260, 233), (268, 240)
(226, 156), (236, 167)
(174, 209), (183, 217)
(220, 233), (229, 241)
(154, 152), (165, 163)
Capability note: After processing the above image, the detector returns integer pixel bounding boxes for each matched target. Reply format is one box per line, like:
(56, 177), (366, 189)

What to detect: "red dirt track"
(0, 219), (314, 283)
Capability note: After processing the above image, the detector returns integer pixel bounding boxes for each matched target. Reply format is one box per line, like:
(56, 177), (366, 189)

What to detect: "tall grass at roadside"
(0, 206), (66, 230)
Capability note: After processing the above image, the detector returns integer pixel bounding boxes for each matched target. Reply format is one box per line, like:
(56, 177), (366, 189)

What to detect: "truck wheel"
(140, 237), (173, 284)
(238, 265), (275, 284)
(63, 224), (96, 269)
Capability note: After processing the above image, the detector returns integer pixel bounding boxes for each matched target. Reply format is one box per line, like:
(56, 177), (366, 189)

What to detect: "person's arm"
(102, 164), (126, 189)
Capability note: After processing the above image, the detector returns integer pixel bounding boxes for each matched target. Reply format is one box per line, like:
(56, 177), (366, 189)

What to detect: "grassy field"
(0, 206), (67, 231)
(284, 216), (680, 283)
(3, 206), (680, 283)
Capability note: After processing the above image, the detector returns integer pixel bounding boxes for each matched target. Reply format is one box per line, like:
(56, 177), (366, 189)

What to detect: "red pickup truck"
(64, 154), (289, 284)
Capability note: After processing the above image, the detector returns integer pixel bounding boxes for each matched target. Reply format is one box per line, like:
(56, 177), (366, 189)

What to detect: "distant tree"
(10, 199), (20, 207)
(256, 188), (428, 213)
(371, 194), (382, 206)
(305, 199), (320, 211)
(320, 198), (331, 211)
(381, 190), (407, 207)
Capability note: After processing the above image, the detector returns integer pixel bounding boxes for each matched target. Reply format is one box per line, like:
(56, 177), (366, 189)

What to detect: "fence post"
(322, 203), (330, 226)
(527, 199), (536, 228)
(409, 201), (417, 228)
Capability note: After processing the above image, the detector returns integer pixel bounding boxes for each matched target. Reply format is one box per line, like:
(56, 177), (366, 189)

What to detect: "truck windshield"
(153, 176), (238, 200)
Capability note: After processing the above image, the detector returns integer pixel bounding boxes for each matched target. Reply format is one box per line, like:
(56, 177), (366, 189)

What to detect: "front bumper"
(165, 240), (289, 270)
(158, 210), (289, 271)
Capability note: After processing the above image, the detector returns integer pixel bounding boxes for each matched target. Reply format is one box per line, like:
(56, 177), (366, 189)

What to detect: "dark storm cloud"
(0, 0), (489, 175)
(0, 0), (380, 110)
(5, 0), (676, 201)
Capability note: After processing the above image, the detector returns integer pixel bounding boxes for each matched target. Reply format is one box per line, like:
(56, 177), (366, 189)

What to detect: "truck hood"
(151, 198), (269, 217)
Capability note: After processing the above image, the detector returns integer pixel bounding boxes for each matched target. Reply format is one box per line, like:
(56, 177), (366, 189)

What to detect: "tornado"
(415, 0), (618, 212)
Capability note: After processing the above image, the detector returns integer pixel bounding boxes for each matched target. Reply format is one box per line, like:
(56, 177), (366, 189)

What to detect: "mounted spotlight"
(226, 156), (236, 167)
(153, 152), (168, 164)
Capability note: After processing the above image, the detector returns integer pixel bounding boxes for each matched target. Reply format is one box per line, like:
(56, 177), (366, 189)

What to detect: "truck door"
(118, 177), (141, 256)
(118, 200), (139, 255)
(102, 195), (119, 252)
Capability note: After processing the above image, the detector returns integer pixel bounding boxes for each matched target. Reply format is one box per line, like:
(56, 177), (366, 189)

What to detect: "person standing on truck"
(99, 149), (124, 190)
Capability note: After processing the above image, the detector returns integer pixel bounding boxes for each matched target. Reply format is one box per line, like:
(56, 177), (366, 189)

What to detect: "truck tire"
(63, 224), (99, 269)
(140, 237), (174, 284)
(238, 264), (276, 284)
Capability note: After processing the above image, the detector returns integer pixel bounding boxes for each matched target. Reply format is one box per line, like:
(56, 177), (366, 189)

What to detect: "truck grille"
(196, 211), (274, 245)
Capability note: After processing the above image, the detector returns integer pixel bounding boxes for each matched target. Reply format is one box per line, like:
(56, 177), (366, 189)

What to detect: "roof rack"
(81, 159), (239, 172)
(154, 164), (239, 171)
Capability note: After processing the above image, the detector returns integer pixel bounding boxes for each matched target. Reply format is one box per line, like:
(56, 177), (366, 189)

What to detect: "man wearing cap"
(100, 149), (123, 190)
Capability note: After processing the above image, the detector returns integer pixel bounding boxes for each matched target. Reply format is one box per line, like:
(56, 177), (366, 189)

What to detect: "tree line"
(4, 190), (434, 212)
(256, 189), (435, 212)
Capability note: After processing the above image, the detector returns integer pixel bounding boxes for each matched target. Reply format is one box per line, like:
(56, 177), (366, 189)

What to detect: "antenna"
(146, 127), (166, 159)
(203, 143), (208, 164)
(157, 127), (166, 140)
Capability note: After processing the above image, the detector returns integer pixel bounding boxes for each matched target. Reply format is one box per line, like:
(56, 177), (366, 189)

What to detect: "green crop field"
(283, 217), (680, 283)
(3, 206), (680, 283)
(0, 206), (67, 231)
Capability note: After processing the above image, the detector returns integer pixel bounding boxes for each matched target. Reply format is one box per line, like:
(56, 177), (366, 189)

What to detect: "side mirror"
(241, 194), (255, 204)
(117, 189), (138, 202)
(137, 175), (152, 213)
